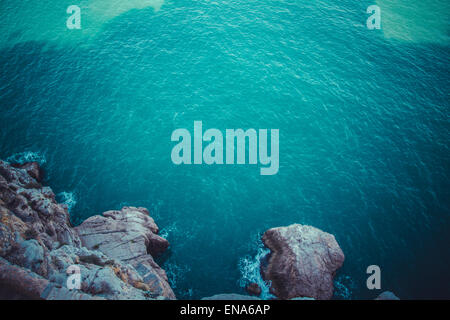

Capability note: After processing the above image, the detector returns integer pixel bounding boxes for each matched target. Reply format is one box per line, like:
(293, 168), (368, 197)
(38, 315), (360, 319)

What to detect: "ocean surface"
(0, 0), (449, 299)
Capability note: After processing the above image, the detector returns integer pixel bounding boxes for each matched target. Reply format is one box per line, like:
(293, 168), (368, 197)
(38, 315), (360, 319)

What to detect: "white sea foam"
(238, 237), (275, 300)
(333, 275), (355, 300)
(163, 262), (191, 295)
(159, 222), (178, 240)
(57, 191), (77, 212)
(6, 151), (46, 165)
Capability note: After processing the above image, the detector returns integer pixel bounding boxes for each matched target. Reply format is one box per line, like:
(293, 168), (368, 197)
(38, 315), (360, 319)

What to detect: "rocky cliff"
(0, 159), (398, 300)
(0, 160), (174, 300)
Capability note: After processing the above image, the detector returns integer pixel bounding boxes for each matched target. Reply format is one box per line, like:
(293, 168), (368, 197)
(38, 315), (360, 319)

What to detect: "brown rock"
(0, 161), (81, 251)
(75, 207), (175, 299)
(0, 257), (100, 300)
(11, 162), (43, 182)
(246, 282), (262, 296)
(0, 160), (176, 300)
(261, 224), (344, 300)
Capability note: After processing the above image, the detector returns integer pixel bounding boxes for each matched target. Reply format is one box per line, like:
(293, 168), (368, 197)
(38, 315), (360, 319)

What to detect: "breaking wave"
(6, 151), (46, 165)
(333, 275), (356, 300)
(163, 262), (193, 299)
(238, 237), (274, 300)
(56, 191), (77, 212)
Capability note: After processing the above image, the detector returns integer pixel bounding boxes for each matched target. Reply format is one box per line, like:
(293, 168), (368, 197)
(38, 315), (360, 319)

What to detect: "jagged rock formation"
(76, 207), (175, 299)
(0, 160), (175, 300)
(0, 159), (360, 301)
(261, 224), (345, 300)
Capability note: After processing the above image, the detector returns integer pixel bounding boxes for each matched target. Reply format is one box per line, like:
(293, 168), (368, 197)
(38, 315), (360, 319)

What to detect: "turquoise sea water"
(0, 1), (449, 299)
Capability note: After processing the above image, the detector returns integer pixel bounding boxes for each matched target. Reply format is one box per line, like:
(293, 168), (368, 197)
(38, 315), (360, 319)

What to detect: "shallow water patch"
(377, 0), (449, 44)
(0, 0), (164, 48)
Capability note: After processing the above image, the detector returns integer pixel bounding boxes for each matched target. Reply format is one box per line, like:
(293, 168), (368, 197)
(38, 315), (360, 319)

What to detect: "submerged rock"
(375, 291), (400, 300)
(261, 224), (345, 300)
(246, 282), (262, 296)
(0, 160), (175, 300)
